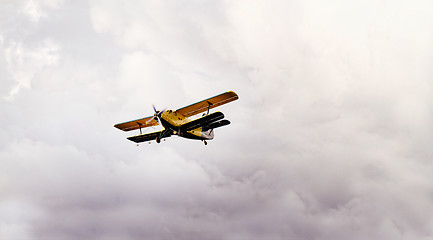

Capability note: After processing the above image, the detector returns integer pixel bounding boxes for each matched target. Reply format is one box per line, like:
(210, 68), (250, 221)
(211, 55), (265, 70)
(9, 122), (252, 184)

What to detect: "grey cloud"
(1, 0), (433, 239)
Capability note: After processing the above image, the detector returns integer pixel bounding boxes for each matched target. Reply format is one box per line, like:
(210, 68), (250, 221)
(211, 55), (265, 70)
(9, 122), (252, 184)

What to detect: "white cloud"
(21, 0), (65, 23)
(22, 0), (46, 23)
(39, 0), (65, 9)
(3, 39), (60, 100)
(0, 198), (42, 240)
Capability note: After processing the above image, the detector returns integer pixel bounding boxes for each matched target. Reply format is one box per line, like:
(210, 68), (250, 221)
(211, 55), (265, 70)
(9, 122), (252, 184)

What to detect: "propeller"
(146, 105), (167, 124)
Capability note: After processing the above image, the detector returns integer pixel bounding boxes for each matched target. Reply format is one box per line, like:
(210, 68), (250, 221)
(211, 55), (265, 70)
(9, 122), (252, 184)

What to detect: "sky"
(1, 0), (433, 239)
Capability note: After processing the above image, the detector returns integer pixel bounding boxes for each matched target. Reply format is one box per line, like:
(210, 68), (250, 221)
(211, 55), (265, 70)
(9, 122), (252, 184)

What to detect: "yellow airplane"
(114, 91), (239, 145)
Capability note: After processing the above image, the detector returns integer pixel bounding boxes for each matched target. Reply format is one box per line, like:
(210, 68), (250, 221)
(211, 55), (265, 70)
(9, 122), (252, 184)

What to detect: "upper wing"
(114, 116), (158, 132)
(176, 91), (239, 117)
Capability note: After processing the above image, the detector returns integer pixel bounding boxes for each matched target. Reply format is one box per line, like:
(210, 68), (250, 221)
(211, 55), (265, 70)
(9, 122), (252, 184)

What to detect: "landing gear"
(156, 137), (161, 143)
(203, 140), (207, 145)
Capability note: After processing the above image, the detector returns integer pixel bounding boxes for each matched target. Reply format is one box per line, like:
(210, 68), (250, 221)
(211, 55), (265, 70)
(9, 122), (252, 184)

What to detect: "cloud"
(3, 39), (60, 100)
(1, 0), (433, 239)
(22, 0), (46, 23)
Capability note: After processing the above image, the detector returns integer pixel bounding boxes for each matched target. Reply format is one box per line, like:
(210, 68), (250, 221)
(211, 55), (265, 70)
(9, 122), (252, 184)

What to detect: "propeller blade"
(158, 107), (167, 117)
(146, 105), (166, 125)
(146, 117), (155, 124)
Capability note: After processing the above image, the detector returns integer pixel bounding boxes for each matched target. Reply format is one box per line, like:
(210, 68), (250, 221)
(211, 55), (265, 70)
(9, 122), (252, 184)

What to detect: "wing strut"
(205, 101), (213, 116)
(137, 122), (143, 134)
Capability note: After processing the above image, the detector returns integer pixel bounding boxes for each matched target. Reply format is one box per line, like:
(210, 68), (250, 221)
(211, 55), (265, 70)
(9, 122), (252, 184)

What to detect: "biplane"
(114, 91), (239, 145)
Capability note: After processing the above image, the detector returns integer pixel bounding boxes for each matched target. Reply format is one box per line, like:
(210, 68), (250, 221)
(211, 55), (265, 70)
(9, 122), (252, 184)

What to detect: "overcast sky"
(1, 0), (433, 239)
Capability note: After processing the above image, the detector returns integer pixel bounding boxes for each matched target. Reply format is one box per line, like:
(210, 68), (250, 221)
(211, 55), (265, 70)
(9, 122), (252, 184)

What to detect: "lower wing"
(203, 119), (230, 130)
(127, 129), (172, 143)
(180, 111), (225, 131)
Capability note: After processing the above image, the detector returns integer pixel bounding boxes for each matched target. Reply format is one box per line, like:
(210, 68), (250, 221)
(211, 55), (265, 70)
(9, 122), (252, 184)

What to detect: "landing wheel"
(203, 140), (207, 145)
(156, 137), (161, 143)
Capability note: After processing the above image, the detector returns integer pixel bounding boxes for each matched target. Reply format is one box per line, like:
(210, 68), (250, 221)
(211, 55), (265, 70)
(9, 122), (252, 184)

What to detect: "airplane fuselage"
(157, 110), (214, 141)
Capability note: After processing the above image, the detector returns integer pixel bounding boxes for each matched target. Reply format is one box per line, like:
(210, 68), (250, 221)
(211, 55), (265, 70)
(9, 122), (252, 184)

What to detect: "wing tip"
(113, 123), (131, 132)
(226, 90), (239, 100)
